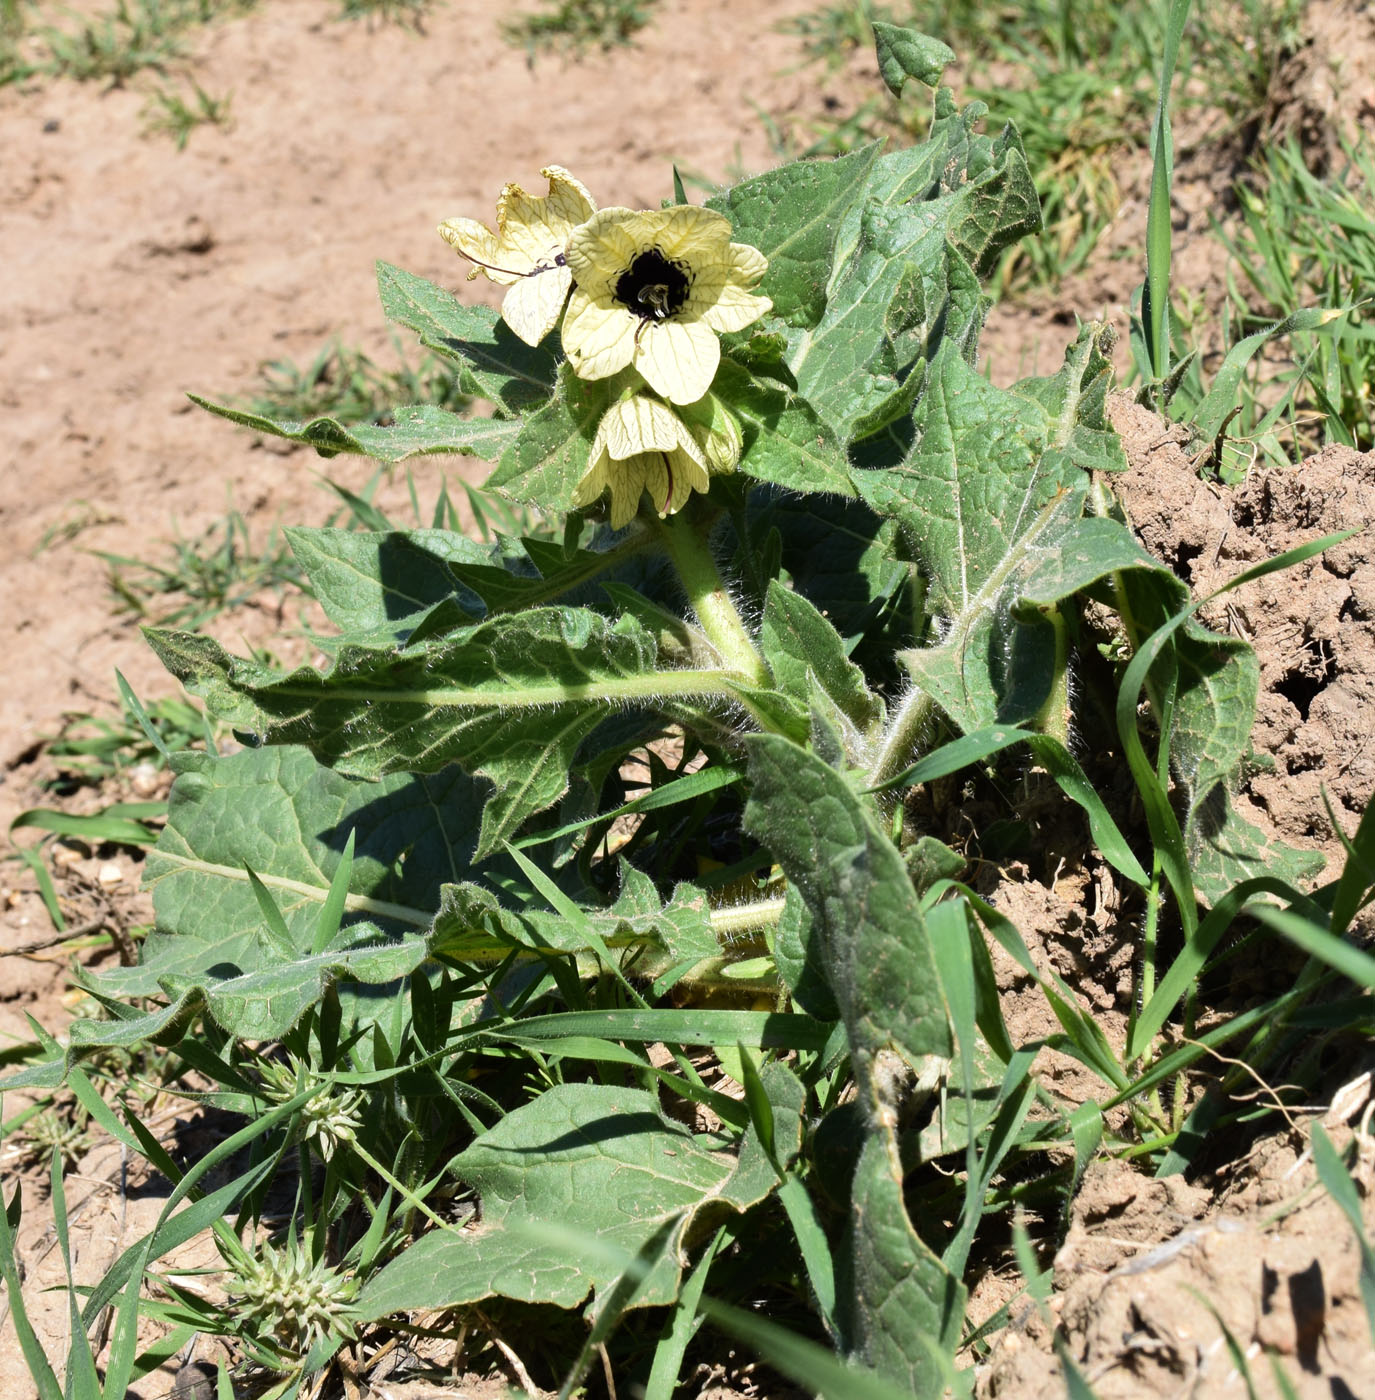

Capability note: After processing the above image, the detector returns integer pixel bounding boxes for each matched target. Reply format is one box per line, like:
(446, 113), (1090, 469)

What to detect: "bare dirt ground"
(3, 0), (1375, 1396)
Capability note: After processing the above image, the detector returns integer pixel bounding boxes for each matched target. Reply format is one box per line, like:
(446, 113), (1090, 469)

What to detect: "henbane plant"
(4, 21), (1355, 1397)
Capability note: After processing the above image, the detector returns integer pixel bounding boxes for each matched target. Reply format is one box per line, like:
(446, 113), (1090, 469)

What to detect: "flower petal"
(499, 181), (578, 269)
(602, 396), (710, 466)
(438, 217), (513, 284)
(575, 433), (712, 525)
(566, 209), (647, 299)
(666, 446), (711, 508)
(572, 448), (613, 511)
(634, 318), (720, 404)
(540, 165), (597, 228)
(700, 287), (773, 334)
(562, 289), (637, 381)
(618, 452), (666, 524)
(651, 205), (733, 262)
(726, 241), (768, 288)
(500, 264), (573, 346)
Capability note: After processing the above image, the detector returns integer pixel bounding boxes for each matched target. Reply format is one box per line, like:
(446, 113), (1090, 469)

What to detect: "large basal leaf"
(1187, 789), (1325, 898)
(123, 927), (427, 1044)
(707, 142), (882, 329)
(357, 1083), (768, 1321)
(147, 608), (729, 858)
(55, 745), (473, 1046)
(743, 734), (950, 1077)
(376, 260), (558, 415)
(188, 394), (517, 463)
(743, 734), (958, 1388)
(842, 1132), (965, 1389)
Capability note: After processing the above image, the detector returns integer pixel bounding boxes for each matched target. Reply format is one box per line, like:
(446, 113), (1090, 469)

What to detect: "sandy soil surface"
(0, 0), (835, 807)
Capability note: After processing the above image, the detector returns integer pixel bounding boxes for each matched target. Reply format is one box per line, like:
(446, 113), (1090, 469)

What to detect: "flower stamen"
(616, 249), (690, 323)
(465, 249), (569, 280)
(661, 450), (675, 511)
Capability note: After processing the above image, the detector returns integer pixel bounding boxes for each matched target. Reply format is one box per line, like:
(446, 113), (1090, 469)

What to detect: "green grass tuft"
(501, 0), (658, 61)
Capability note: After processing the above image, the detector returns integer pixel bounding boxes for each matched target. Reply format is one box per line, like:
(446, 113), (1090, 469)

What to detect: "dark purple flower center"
(615, 248), (690, 322)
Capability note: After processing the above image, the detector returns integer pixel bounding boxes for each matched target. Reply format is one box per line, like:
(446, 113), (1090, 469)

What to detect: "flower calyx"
(562, 205), (771, 404)
(678, 390), (744, 475)
(439, 165), (596, 347)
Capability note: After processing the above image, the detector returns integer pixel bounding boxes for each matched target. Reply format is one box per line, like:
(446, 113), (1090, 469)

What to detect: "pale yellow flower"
(562, 206), (771, 405)
(573, 395), (712, 528)
(439, 166), (596, 347)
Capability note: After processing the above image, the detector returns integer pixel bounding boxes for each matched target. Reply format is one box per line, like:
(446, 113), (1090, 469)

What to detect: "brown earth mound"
(978, 1113), (1375, 1399)
(1111, 393), (1375, 860)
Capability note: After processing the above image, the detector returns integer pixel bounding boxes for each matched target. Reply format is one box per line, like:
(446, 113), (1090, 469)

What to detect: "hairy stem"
(1032, 603), (1071, 745)
(867, 684), (933, 792)
(651, 506), (767, 686)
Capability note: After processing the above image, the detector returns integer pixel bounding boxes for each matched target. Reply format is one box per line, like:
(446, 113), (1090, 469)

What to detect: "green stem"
(425, 896), (789, 974)
(264, 668), (742, 710)
(351, 1140), (455, 1235)
(1033, 604), (1071, 746)
(867, 686), (933, 792)
(652, 507), (767, 686)
(709, 895), (787, 940)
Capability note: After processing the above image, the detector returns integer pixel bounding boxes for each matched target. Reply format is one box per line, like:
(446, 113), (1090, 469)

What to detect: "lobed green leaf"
(187, 393), (516, 463)
(376, 260), (558, 414)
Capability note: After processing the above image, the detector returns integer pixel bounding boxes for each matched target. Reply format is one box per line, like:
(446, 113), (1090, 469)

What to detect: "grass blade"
(644, 1226), (723, 1400)
(1311, 1123), (1375, 1343)
(1141, 0), (1194, 379)
(0, 1182), (63, 1400)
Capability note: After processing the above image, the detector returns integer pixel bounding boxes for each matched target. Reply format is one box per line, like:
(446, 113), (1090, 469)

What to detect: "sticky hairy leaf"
(187, 393), (516, 463)
(376, 260), (558, 414)
(872, 23), (955, 98)
(146, 608), (736, 857)
(708, 143), (882, 328)
(357, 1084), (746, 1319)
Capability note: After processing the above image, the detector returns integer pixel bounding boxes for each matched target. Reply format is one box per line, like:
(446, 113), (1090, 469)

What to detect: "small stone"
(129, 761), (161, 798)
(97, 862), (124, 888)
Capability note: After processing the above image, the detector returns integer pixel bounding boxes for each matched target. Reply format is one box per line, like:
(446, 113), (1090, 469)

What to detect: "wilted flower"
(562, 206), (771, 404)
(573, 394), (712, 528)
(439, 165), (596, 346)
